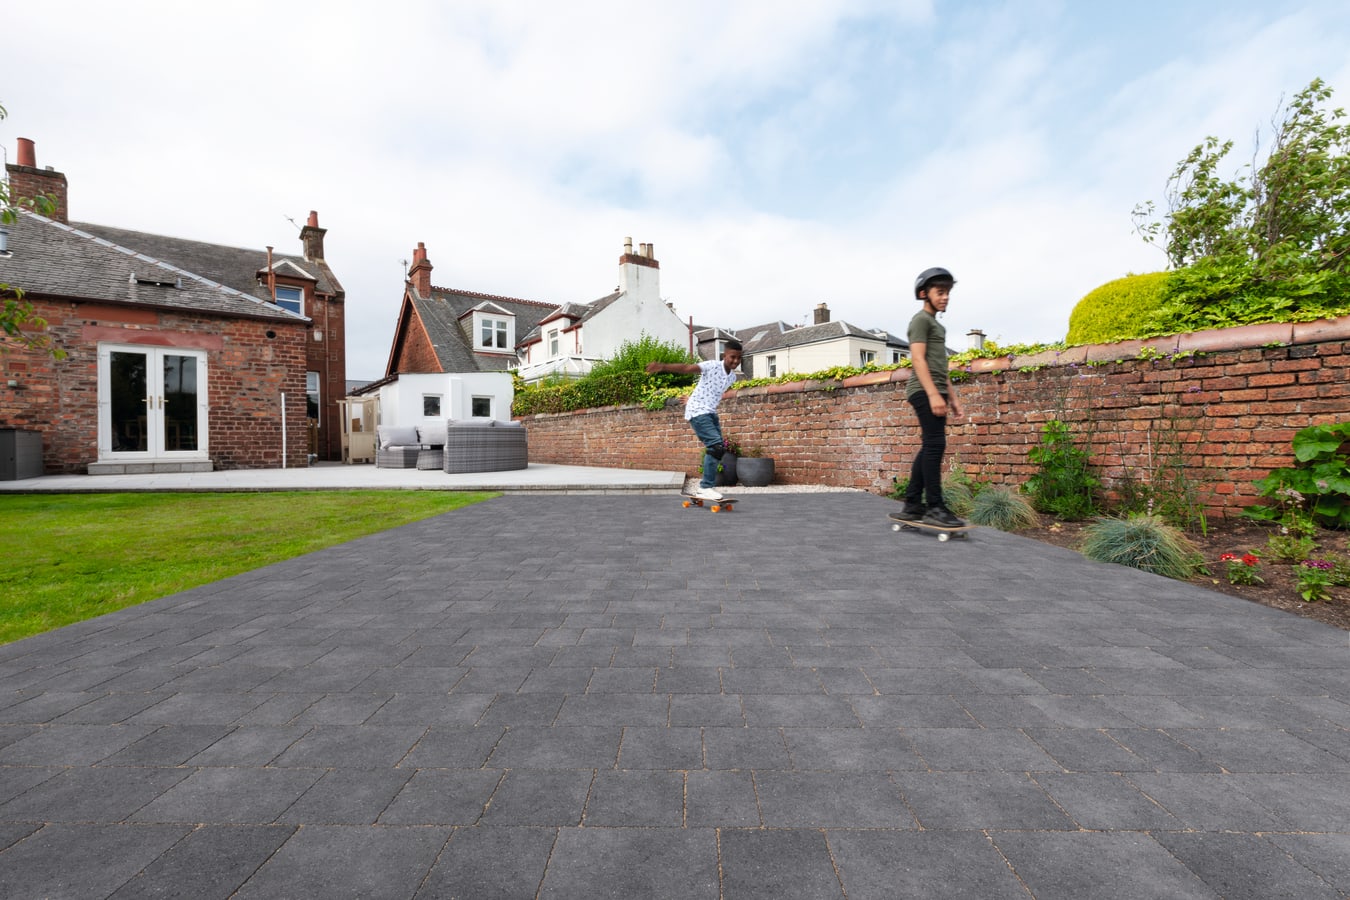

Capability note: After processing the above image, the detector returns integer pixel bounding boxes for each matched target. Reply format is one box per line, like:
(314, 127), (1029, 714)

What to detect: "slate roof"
(74, 221), (341, 298)
(733, 319), (909, 355)
(519, 291), (622, 345)
(0, 211), (306, 322)
(414, 287), (557, 373)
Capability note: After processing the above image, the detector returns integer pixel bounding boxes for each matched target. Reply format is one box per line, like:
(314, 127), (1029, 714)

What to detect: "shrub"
(1079, 515), (1202, 579)
(1243, 421), (1350, 529)
(1065, 272), (1171, 344)
(969, 487), (1038, 531)
(1025, 419), (1099, 520)
(943, 482), (975, 518)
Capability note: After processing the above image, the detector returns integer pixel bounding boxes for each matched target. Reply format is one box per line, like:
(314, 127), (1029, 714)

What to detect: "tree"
(1, 100), (63, 357)
(1131, 78), (1350, 334)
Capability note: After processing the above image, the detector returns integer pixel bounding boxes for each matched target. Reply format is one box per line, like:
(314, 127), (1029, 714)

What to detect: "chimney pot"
(16, 138), (35, 168)
(624, 236), (633, 255)
(307, 211), (319, 227)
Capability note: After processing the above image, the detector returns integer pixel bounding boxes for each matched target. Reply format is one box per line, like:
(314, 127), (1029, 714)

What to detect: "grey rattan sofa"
(443, 420), (528, 473)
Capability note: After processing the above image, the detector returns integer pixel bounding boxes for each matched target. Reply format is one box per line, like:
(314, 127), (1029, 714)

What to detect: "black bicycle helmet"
(914, 267), (955, 299)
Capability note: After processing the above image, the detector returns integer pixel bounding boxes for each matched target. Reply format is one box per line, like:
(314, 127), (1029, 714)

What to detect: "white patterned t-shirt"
(684, 360), (739, 420)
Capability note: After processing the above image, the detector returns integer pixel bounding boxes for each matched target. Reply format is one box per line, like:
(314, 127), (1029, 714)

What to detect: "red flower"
(1241, 554), (1259, 567)
(1220, 553), (1237, 562)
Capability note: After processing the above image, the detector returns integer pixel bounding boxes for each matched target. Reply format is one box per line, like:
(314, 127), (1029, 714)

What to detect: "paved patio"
(1, 491), (1347, 898)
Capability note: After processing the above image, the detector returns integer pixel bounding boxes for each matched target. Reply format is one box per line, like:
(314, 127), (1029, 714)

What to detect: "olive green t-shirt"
(905, 309), (948, 400)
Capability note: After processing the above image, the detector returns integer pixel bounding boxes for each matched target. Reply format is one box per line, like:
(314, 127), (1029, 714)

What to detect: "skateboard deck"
(888, 512), (972, 541)
(682, 494), (738, 513)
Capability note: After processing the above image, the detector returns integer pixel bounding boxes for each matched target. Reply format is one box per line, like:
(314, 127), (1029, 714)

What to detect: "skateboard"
(888, 512), (972, 541)
(682, 494), (739, 513)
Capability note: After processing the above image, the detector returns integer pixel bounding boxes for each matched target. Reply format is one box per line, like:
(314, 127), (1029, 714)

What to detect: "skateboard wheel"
(891, 523), (901, 531)
(938, 533), (950, 542)
(712, 504), (722, 512)
(683, 500), (692, 508)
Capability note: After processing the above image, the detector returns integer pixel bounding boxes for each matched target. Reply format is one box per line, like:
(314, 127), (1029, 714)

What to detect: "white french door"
(98, 344), (209, 460)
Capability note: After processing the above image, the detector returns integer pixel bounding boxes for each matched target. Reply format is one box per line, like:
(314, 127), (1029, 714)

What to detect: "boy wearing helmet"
(899, 267), (965, 527)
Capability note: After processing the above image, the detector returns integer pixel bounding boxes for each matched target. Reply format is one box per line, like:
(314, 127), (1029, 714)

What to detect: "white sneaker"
(693, 486), (724, 501)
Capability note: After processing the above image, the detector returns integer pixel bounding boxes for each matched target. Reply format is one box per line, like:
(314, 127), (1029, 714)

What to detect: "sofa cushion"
(417, 424), (447, 447)
(377, 425), (420, 449)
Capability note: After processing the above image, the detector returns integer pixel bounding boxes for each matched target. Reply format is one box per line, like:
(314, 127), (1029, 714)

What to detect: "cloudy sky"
(5, 0), (1349, 379)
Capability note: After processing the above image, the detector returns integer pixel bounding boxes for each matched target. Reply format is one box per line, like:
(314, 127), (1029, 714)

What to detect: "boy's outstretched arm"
(647, 362), (702, 375)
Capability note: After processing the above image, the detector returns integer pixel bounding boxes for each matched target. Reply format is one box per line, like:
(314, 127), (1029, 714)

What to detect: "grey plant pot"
(716, 452), (738, 487)
(737, 457), (774, 487)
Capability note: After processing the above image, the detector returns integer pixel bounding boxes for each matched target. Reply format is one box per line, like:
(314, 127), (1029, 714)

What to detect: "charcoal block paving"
(1, 492), (1347, 897)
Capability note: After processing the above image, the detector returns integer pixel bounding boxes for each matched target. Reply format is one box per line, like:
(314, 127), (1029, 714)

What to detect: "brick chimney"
(814, 302), (830, 325)
(300, 210), (326, 261)
(5, 138), (69, 223)
(408, 242), (433, 296)
(619, 236), (660, 306)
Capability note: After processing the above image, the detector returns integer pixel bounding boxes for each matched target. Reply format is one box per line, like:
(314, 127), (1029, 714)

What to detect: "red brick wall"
(519, 322), (1350, 519)
(391, 313), (441, 374)
(0, 298), (310, 473)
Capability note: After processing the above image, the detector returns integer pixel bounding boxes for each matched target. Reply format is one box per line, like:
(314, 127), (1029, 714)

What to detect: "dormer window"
(473, 310), (514, 352)
(274, 285), (303, 315)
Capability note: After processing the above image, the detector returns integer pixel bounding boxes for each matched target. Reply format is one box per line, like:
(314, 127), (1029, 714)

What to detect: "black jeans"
(907, 393), (947, 509)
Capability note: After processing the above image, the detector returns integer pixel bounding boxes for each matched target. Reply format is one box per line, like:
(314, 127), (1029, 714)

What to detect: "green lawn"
(0, 491), (497, 644)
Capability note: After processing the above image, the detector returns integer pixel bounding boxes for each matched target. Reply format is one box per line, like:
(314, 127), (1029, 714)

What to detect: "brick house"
(0, 139), (347, 474)
(381, 238), (693, 385)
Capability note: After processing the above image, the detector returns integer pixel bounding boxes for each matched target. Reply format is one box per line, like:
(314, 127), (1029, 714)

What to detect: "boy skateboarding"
(898, 267), (965, 528)
(646, 340), (743, 502)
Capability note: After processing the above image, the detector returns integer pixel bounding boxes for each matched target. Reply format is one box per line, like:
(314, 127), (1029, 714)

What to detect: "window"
(859, 349), (877, 366)
(423, 395), (442, 417)
(766, 355), (777, 378)
(548, 329), (560, 358)
(306, 372), (320, 422)
(892, 350), (903, 364)
(480, 317), (509, 349)
(471, 396), (492, 418)
(274, 285), (303, 315)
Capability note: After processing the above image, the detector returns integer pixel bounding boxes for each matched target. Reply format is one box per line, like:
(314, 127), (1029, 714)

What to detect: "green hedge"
(1066, 272), (1171, 344)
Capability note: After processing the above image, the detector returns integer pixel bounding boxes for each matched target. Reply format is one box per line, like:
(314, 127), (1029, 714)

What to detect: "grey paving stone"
(276, 768), (414, 825)
(829, 829), (1030, 900)
(703, 727), (791, 770)
(1125, 772), (1292, 831)
(377, 769), (502, 825)
(670, 693), (745, 726)
(583, 770), (684, 826)
(782, 726), (925, 771)
(556, 692), (669, 726)
(127, 691), (271, 726)
(362, 691), (493, 726)
(417, 826), (556, 899)
(0, 765), (61, 806)
(685, 770), (760, 827)
(742, 693), (861, 727)
(1265, 834), (1350, 896)
(487, 726), (621, 769)
(185, 725), (311, 766)
(617, 725), (704, 769)
(1034, 772), (1183, 830)
(755, 772), (913, 828)
(479, 770), (592, 826)
(267, 724), (426, 768)
(232, 824), (449, 899)
(0, 823), (189, 899)
(992, 831), (1215, 899)
(400, 724), (506, 769)
(1154, 831), (1344, 900)
(1233, 773), (1350, 830)
(718, 828), (845, 899)
(0, 723), (157, 765)
(0, 822), (39, 851)
(906, 726), (1063, 772)
(1164, 727), (1350, 773)
(540, 827), (719, 899)
(130, 768), (325, 824)
(107, 824), (296, 899)
(477, 691), (567, 726)
(895, 772), (1074, 830)
(0, 765), (191, 823)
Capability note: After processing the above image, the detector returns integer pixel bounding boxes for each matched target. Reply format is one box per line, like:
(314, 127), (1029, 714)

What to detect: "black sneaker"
(896, 501), (927, 520)
(922, 506), (965, 528)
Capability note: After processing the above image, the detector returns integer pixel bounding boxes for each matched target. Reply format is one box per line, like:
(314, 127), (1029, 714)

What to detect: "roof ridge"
(431, 285), (556, 308)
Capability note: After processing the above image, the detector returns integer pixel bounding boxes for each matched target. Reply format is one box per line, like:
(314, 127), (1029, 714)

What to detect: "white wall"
(750, 336), (889, 378)
(377, 372), (515, 428)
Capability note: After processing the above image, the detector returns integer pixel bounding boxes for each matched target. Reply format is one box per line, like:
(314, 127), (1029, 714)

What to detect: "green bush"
(1079, 515), (1202, 579)
(513, 335), (696, 417)
(1243, 421), (1350, 529)
(969, 487), (1039, 531)
(1025, 420), (1099, 520)
(1065, 272), (1171, 344)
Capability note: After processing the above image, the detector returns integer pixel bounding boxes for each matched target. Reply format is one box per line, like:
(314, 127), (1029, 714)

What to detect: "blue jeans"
(688, 413), (723, 488)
